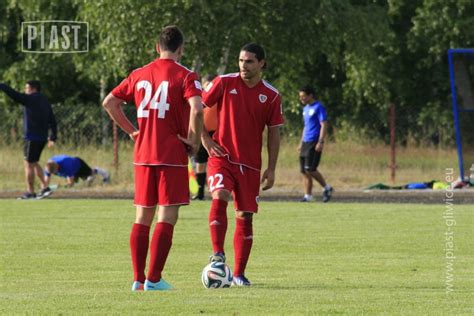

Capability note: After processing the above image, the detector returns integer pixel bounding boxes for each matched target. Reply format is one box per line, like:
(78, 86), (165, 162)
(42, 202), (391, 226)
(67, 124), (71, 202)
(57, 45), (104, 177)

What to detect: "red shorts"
(207, 157), (260, 212)
(134, 165), (189, 207)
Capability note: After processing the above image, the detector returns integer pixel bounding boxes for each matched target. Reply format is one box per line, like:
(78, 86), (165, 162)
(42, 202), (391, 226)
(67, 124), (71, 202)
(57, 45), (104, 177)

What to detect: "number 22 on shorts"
(208, 173), (224, 191)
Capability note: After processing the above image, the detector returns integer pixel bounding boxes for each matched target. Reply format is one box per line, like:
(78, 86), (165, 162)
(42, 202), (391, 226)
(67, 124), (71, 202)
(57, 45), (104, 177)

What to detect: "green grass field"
(1, 200), (472, 314)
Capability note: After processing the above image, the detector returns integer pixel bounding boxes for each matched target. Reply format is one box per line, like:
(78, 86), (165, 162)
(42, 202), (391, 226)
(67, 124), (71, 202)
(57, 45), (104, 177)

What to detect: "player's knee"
(236, 211), (253, 220)
(212, 189), (231, 201)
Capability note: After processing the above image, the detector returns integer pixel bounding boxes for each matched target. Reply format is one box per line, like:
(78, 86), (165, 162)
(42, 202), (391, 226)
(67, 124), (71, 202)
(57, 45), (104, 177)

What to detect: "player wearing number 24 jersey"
(112, 55), (201, 166)
(102, 26), (203, 291)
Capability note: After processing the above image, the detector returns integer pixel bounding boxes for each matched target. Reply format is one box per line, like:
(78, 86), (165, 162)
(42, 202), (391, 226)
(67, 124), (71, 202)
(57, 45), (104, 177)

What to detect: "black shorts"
(299, 141), (322, 173)
(195, 131), (214, 164)
(23, 140), (47, 163)
(75, 158), (93, 181)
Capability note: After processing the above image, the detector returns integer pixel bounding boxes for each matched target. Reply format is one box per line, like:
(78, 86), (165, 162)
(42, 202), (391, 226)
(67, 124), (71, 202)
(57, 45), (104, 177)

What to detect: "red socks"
(209, 200), (253, 276)
(130, 223), (150, 283)
(233, 217), (253, 276)
(130, 222), (175, 283)
(209, 199), (228, 253)
(147, 222), (174, 283)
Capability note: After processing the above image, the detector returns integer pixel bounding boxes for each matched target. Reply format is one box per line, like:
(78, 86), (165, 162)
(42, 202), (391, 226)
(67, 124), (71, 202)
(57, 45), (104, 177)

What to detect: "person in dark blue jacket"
(0, 80), (57, 199)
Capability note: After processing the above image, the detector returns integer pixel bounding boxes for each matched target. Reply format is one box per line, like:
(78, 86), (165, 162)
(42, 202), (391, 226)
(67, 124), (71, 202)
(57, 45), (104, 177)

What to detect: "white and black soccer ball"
(201, 262), (233, 288)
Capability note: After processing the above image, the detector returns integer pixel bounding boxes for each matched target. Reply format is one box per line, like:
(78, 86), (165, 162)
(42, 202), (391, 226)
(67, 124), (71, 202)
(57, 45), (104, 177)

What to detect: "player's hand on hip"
(129, 130), (139, 142)
(202, 138), (225, 157)
(47, 140), (55, 148)
(261, 169), (275, 191)
(177, 134), (200, 155)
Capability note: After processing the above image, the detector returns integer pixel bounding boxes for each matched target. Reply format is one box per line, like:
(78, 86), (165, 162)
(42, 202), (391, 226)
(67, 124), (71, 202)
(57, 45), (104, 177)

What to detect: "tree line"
(1, 0), (473, 145)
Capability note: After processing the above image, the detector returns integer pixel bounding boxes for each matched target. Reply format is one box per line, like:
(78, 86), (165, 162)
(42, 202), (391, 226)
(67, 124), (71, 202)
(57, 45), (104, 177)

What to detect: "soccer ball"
(201, 262), (233, 288)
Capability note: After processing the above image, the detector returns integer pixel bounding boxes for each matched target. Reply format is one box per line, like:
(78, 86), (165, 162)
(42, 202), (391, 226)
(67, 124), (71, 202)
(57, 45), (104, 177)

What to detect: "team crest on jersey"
(194, 80), (202, 90)
(259, 94), (267, 103)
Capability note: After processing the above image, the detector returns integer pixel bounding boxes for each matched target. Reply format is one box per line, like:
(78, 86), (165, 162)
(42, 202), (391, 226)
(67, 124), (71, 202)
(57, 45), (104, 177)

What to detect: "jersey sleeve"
(202, 76), (223, 108)
(183, 72), (202, 100)
(0, 83), (28, 105)
(111, 76), (134, 102)
(318, 105), (328, 122)
(267, 93), (284, 127)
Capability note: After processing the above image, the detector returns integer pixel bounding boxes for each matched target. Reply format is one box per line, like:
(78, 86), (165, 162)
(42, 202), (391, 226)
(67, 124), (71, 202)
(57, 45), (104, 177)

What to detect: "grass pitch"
(1, 200), (472, 314)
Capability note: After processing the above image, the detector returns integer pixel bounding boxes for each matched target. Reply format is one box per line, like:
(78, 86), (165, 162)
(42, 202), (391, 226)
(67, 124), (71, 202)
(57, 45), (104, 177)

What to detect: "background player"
(297, 85), (333, 202)
(0, 81), (57, 199)
(192, 74), (217, 200)
(102, 25), (203, 291)
(202, 43), (284, 286)
(43, 154), (109, 192)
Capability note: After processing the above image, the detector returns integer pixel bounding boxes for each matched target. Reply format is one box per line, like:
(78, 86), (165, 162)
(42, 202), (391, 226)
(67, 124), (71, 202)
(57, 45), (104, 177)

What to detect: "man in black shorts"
(298, 85), (333, 202)
(0, 80), (57, 199)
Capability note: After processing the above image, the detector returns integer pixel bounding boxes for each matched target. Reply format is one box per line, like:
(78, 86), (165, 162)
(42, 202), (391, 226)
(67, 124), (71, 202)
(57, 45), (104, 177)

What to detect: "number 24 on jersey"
(136, 80), (170, 119)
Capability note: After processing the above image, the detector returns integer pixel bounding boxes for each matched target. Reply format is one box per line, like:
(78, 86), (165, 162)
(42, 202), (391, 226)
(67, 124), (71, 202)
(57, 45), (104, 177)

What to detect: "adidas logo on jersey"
(229, 88), (238, 94)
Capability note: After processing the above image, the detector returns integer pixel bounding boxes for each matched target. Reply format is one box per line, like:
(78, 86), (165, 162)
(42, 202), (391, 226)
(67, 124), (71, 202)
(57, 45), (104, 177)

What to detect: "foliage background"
(1, 0), (473, 145)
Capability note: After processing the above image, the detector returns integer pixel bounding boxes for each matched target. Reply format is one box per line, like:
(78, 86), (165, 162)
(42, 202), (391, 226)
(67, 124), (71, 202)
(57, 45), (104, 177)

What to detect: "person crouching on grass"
(41, 154), (110, 196)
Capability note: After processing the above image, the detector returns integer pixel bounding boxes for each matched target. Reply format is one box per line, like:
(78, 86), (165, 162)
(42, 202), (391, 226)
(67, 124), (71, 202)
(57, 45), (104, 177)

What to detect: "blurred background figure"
(0, 80), (57, 199)
(297, 85), (333, 203)
(192, 74), (217, 200)
(42, 154), (110, 197)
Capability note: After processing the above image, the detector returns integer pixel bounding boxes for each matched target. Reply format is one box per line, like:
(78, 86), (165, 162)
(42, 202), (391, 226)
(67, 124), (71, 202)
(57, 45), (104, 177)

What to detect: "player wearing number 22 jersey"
(103, 26), (203, 291)
(202, 43), (283, 286)
(204, 73), (283, 172)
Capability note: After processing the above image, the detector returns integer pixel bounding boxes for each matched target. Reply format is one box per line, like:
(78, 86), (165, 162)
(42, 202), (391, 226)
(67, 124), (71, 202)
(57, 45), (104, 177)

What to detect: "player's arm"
(178, 95), (203, 155)
(261, 125), (281, 191)
(65, 176), (75, 187)
(201, 116), (225, 157)
(315, 121), (327, 152)
(102, 93), (138, 140)
(298, 127), (305, 153)
(0, 83), (28, 104)
(48, 107), (57, 148)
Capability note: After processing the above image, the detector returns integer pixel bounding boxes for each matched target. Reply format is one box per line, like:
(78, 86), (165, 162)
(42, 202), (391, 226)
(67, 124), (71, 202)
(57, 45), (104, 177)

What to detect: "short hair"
(240, 43), (266, 69)
(158, 25), (184, 53)
(27, 80), (41, 92)
(299, 85), (316, 97)
(45, 161), (58, 174)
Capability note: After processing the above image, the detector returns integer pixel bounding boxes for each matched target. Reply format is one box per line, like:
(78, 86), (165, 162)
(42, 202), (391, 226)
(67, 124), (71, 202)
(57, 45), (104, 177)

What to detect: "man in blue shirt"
(0, 80), (57, 199)
(297, 85), (333, 202)
(43, 155), (110, 192)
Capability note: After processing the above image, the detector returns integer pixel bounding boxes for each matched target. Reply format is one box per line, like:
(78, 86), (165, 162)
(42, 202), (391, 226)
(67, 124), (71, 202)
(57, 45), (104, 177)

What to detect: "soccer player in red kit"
(202, 43), (284, 286)
(102, 26), (203, 291)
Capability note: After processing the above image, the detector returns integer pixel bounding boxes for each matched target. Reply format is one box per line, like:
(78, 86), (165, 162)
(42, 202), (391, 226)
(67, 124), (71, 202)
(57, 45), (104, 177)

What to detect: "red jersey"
(112, 59), (202, 166)
(202, 73), (284, 170)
